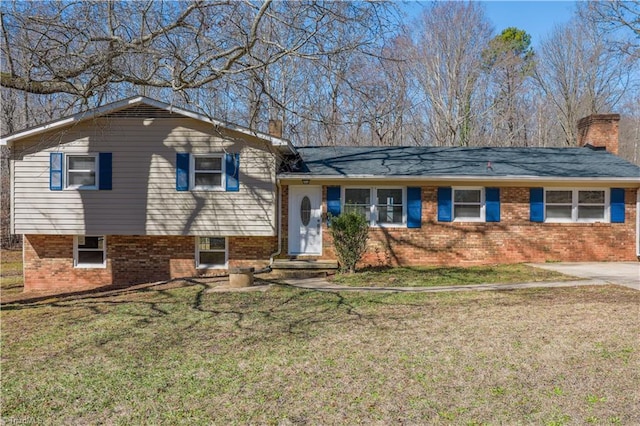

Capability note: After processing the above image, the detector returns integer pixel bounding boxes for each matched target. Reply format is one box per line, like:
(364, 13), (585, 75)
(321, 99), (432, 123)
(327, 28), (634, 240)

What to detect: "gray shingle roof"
(288, 146), (640, 179)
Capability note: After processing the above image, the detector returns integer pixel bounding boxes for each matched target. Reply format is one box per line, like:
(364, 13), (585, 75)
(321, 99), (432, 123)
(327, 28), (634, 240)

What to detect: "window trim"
(73, 235), (107, 268)
(452, 187), (486, 222)
(342, 186), (407, 227)
(544, 188), (610, 223)
(190, 154), (225, 191)
(66, 153), (99, 190)
(195, 236), (228, 269)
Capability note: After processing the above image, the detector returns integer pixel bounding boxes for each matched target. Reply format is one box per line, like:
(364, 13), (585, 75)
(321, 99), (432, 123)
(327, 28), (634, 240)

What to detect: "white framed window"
(196, 237), (227, 268)
(453, 187), (485, 222)
(66, 154), (98, 189)
(190, 155), (224, 190)
(74, 236), (106, 268)
(344, 188), (371, 221)
(343, 187), (405, 226)
(545, 189), (609, 223)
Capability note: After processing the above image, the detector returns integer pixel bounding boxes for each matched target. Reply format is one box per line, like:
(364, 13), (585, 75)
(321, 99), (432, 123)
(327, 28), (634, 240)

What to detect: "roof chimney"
(577, 114), (620, 155)
(268, 119), (283, 138)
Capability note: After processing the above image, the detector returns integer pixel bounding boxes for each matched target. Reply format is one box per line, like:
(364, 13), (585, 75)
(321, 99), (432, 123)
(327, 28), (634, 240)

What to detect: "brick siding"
(23, 235), (276, 292)
(287, 185), (637, 267)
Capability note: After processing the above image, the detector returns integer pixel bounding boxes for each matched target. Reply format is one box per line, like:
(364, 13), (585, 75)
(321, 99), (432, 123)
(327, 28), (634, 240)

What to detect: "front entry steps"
(270, 259), (339, 278)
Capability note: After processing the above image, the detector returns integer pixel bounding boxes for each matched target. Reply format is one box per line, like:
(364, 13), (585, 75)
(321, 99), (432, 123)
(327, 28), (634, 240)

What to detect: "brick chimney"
(268, 119), (283, 138)
(577, 114), (620, 155)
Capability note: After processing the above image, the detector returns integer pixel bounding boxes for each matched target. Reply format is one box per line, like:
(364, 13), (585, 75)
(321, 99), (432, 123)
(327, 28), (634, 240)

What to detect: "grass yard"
(332, 263), (575, 287)
(2, 279), (639, 424)
(1, 250), (23, 296)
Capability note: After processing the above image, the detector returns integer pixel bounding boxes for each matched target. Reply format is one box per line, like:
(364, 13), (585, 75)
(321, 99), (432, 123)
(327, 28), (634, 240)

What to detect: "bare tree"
(1, 1), (395, 98)
(579, 0), (640, 58)
(534, 17), (637, 146)
(408, 2), (493, 146)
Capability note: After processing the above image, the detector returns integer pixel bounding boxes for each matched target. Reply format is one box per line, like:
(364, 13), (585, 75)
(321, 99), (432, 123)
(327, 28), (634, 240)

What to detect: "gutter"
(277, 174), (640, 185)
(268, 180), (283, 268)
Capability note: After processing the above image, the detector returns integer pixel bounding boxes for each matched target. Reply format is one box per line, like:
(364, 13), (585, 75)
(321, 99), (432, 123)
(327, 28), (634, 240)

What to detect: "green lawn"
(332, 264), (575, 287)
(1, 250), (23, 296)
(2, 280), (639, 424)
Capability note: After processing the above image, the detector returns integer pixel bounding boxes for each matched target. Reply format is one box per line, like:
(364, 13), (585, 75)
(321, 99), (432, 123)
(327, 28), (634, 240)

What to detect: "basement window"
(196, 237), (227, 268)
(74, 236), (106, 268)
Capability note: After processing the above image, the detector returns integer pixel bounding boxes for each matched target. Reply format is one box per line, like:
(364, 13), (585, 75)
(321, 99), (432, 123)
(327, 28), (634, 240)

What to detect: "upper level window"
(191, 155), (224, 190)
(545, 189), (608, 222)
(453, 188), (484, 221)
(343, 187), (405, 226)
(74, 236), (106, 268)
(67, 155), (97, 189)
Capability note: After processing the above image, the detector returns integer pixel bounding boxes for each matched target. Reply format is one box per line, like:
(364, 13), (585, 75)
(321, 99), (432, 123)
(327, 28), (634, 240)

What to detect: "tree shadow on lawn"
(4, 275), (632, 348)
(0, 276), (380, 341)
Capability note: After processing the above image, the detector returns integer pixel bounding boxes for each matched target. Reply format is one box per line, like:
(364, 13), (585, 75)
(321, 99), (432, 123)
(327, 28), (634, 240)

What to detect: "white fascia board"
(1, 95), (297, 153)
(1, 97), (147, 145)
(277, 174), (640, 185)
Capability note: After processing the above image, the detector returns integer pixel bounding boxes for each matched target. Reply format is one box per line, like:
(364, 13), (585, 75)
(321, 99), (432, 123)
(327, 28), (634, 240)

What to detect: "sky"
(406, 1), (578, 47)
(482, 1), (577, 46)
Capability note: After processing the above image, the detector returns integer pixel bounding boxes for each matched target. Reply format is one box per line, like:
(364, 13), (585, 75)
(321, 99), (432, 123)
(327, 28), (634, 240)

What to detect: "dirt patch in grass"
(331, 263), (576, 287)
(2, 282), (638, 424)
(1, 250), (23, 296)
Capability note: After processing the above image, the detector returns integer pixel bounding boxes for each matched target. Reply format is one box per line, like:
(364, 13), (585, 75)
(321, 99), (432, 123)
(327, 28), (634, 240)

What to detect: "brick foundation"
(285, 185), (638, 267)
(23, 235), (277, 292)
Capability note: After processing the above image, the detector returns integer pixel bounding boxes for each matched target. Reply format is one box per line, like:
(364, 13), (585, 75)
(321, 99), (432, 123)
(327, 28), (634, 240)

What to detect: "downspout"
(269, 179), (282, 267)
(267, 119), (284, 269)
(636, 188), (639, 259)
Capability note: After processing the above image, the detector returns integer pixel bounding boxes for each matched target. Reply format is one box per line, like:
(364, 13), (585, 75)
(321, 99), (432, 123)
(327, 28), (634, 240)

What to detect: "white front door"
(288, 185), (323, 255)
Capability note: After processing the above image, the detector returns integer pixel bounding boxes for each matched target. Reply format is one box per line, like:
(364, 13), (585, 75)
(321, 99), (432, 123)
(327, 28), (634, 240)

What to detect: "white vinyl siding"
(11, 117), (276, 236)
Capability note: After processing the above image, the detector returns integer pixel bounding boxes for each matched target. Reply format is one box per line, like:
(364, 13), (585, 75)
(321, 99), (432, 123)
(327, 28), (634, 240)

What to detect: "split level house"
(2, 97), (639, 292)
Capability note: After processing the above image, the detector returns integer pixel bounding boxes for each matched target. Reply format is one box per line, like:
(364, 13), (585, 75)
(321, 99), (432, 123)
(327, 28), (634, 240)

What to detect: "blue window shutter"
(530, 188), (544, 222)
(327, 186), (341, 218)
(610, 188), (625, 223)
(225, 153), (240, 192)
(50, 152), (63, 191)
(437, 187), (452, 222)
(486, 187), (500, 222)
(176, 153), (190, 191)
(98, 153), (112, 190)
(407, 187), (422, 228)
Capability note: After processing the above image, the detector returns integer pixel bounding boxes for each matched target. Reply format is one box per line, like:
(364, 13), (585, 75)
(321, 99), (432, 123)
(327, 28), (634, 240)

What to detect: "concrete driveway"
(529, 262), (640, 290)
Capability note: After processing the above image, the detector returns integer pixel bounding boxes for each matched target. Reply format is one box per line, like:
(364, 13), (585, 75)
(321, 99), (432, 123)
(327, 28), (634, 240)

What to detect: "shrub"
(328, 212), (369, 273)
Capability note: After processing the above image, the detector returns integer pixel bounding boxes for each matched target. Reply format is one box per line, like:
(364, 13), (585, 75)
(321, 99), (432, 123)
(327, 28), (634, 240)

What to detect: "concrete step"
(271, 259), (339, 270)
(265, 270), (334, 280)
